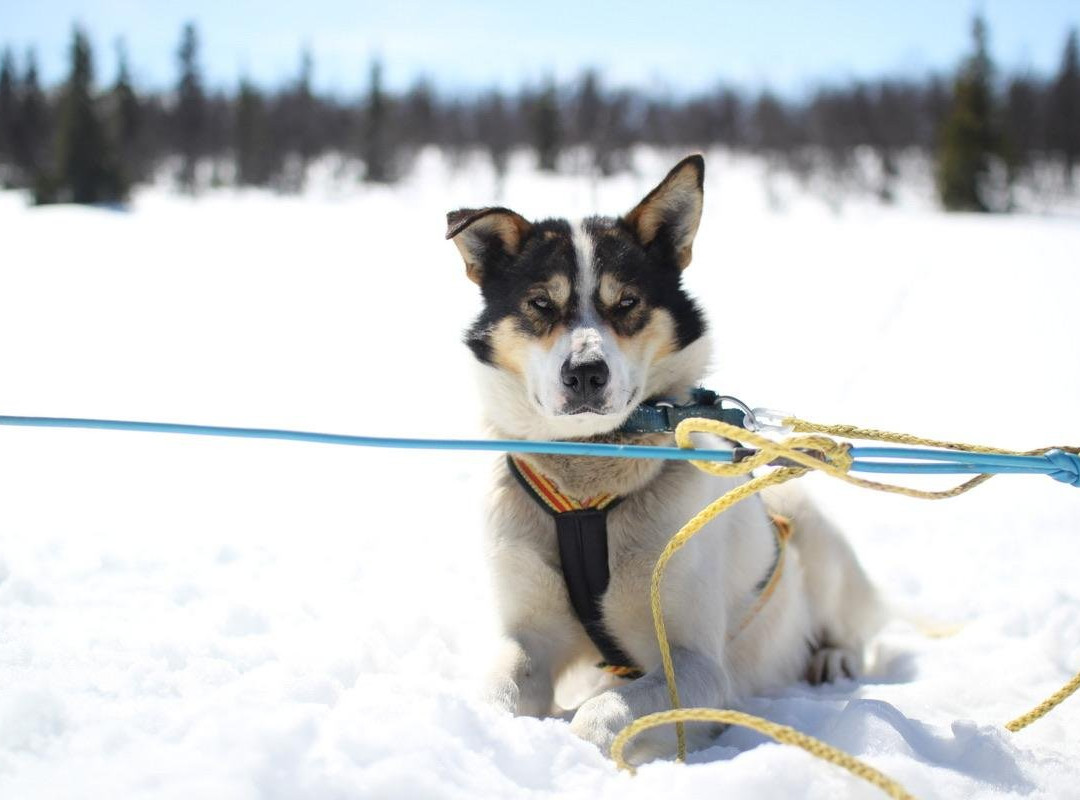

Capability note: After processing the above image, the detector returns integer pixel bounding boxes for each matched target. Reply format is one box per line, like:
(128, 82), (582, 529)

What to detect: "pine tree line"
(0, 20), (1077, 209)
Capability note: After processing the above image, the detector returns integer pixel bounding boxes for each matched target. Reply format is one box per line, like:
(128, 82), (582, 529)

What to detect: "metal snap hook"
(713, 395), (759, 431)
(750, 408), (793, 435)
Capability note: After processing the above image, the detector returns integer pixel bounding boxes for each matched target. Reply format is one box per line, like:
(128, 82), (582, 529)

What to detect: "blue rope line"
(0, 415), (744, 462)
(1, 415), (1077, 485)
(853, 447), (1051, 469)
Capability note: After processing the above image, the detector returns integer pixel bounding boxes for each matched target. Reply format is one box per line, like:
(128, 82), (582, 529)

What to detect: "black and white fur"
(447, 155), (883, 763)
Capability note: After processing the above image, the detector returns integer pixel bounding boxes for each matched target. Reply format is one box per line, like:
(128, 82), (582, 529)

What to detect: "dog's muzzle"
(560, 356), (609, 413)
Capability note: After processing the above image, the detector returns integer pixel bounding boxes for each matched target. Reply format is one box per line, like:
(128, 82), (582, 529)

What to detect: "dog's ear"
(624, 154), (704, 269)
(445, 207), (532, 285)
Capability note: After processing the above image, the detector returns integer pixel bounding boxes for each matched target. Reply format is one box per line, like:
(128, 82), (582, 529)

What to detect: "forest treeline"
(0, 17), (1077, 210)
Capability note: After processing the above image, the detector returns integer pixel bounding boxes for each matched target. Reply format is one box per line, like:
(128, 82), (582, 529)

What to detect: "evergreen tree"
(1048, 29), (1080, 187)
(110, 40), (143, 183)
(936, 16), (1002, 211)
(752, 91), (795, 154)
(15, 51), (50, 189)
(642, 97), (674, 146)
(1003, 75), (1044, 180)
(234, 78), (274, 186)
(269, 49), (318, 191)
(438, 100), (470, 167)
(714, 88), (745, 149)
(52, 27), (125, 204)
(477, 90), (512, 184)
(530, 78), (561, 172)
(598, 90), (633, 176)
(573, 70), (627, 175)
(864, 84), (899, 200)
(402, 78), (436, 147)
(0, 49), (15, 180)
(290, 50), (318, 187)
(922, 76), (952, 150)
(202, 90), (234, 186)
(876, 81), (921, 169)
(362, 59), (393, 182)
(175, 22), (205, 193)
(575, 70), (602, 149)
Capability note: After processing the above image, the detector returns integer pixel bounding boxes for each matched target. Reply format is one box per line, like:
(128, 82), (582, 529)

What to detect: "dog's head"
(448, 155), (711, 440)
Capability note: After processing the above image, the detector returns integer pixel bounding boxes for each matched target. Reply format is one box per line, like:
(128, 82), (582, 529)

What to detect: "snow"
(1, 149), (1078, 799)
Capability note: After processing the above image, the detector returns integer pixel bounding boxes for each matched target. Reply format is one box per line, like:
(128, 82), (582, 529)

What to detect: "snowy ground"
(1, 150), (1078, 799)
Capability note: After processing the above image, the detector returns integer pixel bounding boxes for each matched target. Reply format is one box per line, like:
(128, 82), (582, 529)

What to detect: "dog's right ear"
(446, 207), (531, 285)
(624, 154), (704, 269)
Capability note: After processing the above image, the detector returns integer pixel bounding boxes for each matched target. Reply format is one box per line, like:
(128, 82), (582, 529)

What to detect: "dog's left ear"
(624, 154), (704, 269)
(446, 206), (532, 285)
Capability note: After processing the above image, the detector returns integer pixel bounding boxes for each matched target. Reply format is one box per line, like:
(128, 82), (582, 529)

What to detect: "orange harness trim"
(511, 456), (619, 513)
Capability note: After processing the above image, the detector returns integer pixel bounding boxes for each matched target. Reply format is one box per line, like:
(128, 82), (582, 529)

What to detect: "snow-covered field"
(1, 150), (1078, 799)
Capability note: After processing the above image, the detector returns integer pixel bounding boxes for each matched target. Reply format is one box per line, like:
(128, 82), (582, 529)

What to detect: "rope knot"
(1045, 448), (1080, 487)
(797, 435), (854, 473)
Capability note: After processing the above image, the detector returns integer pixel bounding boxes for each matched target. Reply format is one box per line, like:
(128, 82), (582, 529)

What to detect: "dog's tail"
(889, 609), (965, 638)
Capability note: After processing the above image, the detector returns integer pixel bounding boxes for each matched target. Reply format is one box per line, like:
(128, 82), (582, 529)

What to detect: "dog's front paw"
(569, 691), (633, 757)
(483, 674), (520, 714)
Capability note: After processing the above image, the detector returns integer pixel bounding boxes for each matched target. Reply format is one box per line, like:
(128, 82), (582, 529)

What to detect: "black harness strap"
(552, 508), (637, 670)
(507, 456), (639, 674)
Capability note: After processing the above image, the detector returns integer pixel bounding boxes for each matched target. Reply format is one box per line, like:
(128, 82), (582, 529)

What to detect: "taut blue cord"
(0, 415), (1077, 484)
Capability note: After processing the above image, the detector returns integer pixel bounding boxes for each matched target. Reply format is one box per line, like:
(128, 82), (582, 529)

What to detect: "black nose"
(561, 358), (609, 406)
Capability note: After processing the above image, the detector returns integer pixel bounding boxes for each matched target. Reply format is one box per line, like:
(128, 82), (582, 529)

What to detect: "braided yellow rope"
(612, 415), (1078, 799)
(1006, 669), (1080, 731)
(611, 708), (916, 800)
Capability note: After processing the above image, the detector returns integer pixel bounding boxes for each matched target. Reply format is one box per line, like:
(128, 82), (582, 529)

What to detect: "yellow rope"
(1005, 668), (1080, 732)
(611, 709), (917, 800)
(612, 415), (1079, 799)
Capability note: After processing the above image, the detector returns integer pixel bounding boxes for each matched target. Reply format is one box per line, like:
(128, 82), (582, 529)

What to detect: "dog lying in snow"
(446, 155), (882, 762)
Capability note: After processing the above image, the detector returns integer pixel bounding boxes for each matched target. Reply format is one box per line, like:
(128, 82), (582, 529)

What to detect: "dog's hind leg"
(762, 483), (885, 683)
(805, 640), (862, 685)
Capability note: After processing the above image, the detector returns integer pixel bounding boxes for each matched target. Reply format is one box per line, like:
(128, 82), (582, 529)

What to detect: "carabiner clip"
(714, 395), (758, 431)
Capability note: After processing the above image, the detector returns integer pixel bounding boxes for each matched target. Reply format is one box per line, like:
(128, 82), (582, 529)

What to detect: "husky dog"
(446, 155), (882, 762)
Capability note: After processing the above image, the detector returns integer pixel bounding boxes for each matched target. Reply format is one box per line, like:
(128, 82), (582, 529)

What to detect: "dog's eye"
(618, 295), (640, 310)
(529, 296), (553, 311)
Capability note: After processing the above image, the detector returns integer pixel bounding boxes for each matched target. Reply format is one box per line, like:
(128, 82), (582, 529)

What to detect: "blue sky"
(1, 0), (1078, 95)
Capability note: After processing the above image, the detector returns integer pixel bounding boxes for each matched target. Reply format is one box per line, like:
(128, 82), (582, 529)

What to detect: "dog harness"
(507, 454), (792, 681)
